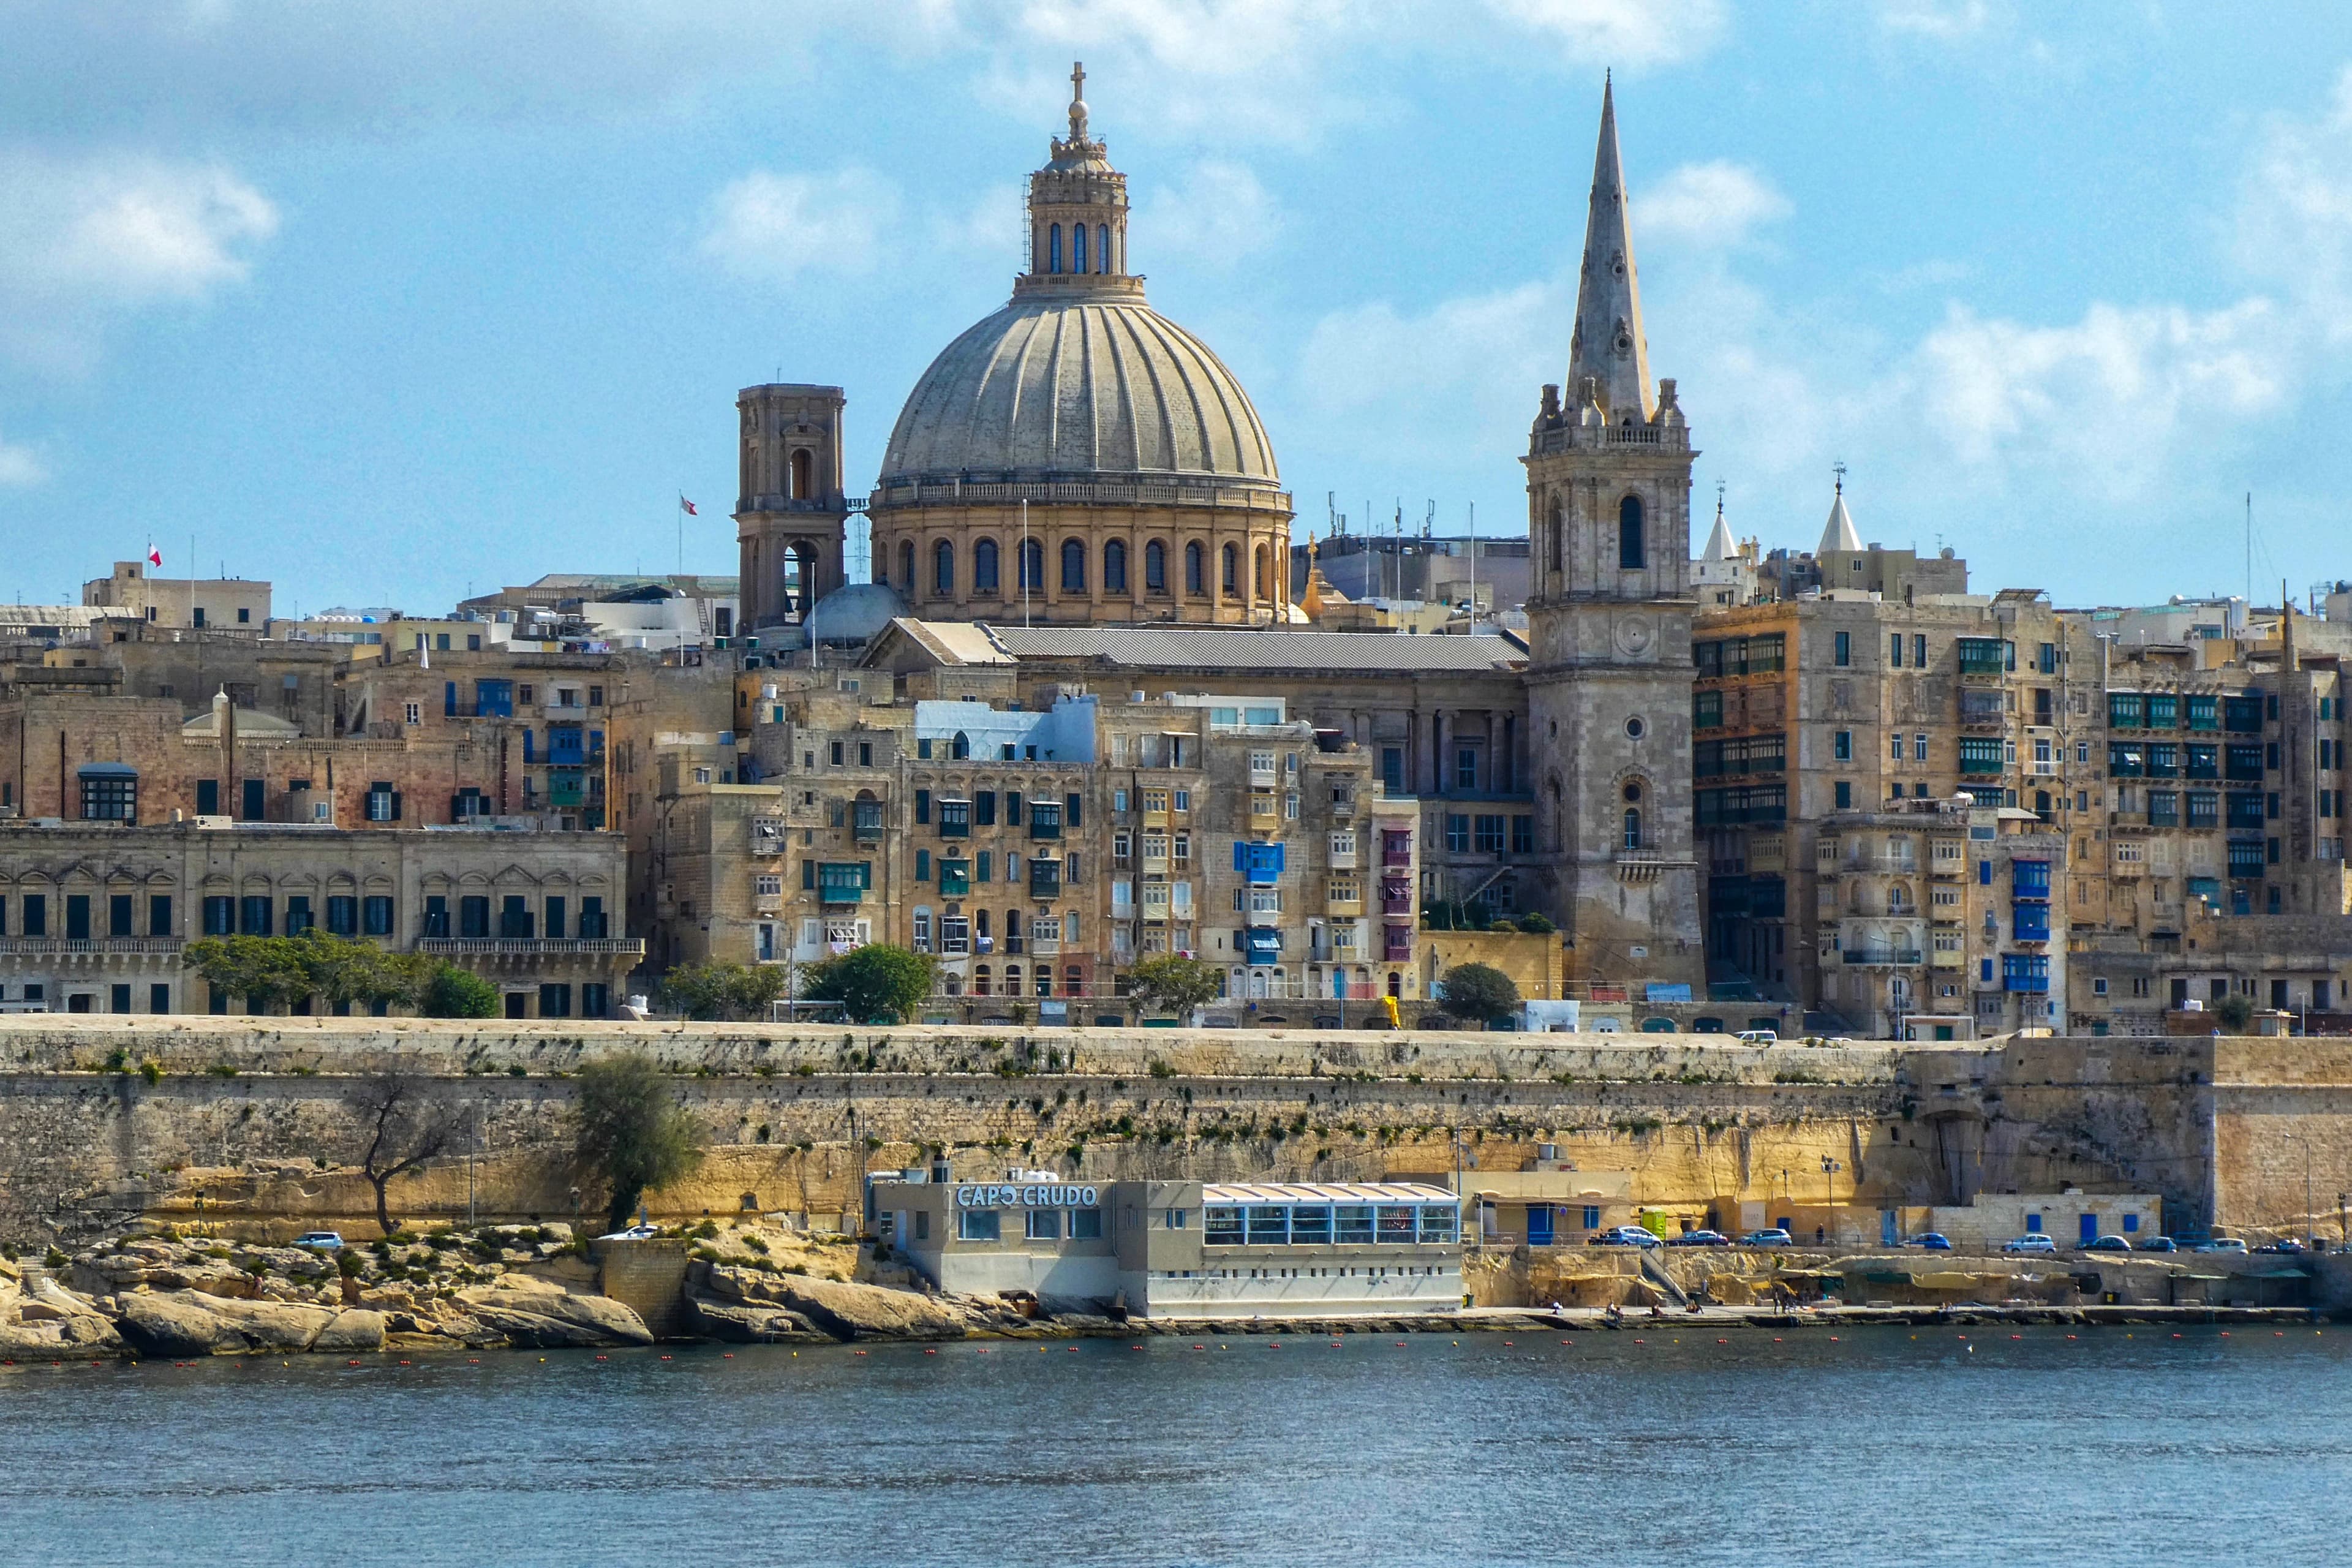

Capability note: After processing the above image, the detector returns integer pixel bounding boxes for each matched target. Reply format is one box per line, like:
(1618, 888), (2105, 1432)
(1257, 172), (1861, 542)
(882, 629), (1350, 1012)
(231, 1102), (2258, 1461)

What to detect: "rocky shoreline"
(0, 1223), (2324, 1364)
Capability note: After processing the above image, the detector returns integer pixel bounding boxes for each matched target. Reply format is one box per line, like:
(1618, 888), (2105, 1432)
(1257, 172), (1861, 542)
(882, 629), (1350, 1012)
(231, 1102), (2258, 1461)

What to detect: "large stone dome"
(878, 295), (1280, 491)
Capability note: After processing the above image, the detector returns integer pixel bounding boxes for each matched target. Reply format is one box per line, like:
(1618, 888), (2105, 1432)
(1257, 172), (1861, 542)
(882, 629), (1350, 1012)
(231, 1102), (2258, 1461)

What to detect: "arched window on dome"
(973, 538), (1000, 594)
(1060, 539), (1086, 594)
(1048, 224), (1063, 274)
(898, 540), (914, 592)
(1072, 224), (1087, 274)
(1254, 544), (1272, 602)
(1618, 494), (1646, 570)
(1098, 224), (1110, 273)
(933, 540), (955, 597)
(1104, 539), (1128, 594)
(1222, 543), (1238, 595)
(1184, 541), (1204, 597)
(1144, 540), (1167, 594)
(1019, 538), (1044, 592)
(1547, 500), (1564, 575)
(790, 449), (813, 500)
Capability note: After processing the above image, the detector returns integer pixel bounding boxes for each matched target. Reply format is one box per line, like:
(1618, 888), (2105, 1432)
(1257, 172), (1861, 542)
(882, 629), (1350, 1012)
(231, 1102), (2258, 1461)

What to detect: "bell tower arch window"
(1618, 494), (1646, 570)
(1049, 224), (1063, 274)
(790, 448), (813, 500)
(1547, 500), (1564, 573)
(1072, 223), (1087, 273)
(1098, 223), (1110, 273)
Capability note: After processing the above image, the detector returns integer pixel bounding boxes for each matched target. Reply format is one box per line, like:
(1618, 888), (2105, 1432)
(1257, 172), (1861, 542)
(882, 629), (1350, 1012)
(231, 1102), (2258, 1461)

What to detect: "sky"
(4, 1), (2352, 615)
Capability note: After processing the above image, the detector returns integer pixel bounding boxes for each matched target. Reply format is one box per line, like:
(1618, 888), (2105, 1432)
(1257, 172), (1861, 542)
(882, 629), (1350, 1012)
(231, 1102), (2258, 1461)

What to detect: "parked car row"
(1568, 1227), (2295, 1254)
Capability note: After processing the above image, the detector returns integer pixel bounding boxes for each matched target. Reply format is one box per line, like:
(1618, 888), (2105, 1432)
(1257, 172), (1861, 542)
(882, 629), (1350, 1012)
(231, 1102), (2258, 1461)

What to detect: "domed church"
(733, 66), (1295, 635)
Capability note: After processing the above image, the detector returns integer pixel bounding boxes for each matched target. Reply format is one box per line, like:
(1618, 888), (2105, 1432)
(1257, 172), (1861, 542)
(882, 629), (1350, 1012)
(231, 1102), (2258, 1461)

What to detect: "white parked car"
(597, 1224), (661, 1241)
(2002, 1234), (2058, 1254)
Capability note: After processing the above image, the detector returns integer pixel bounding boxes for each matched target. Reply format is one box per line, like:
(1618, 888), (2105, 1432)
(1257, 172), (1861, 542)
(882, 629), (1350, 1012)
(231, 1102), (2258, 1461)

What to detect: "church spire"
(1565, 73), (1654, 424)
(1019, 60), (1135, 297)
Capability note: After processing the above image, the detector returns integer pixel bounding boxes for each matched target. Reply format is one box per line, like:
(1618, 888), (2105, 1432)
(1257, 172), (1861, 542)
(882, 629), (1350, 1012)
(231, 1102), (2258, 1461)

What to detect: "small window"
(958, 1210), (1000, 1242)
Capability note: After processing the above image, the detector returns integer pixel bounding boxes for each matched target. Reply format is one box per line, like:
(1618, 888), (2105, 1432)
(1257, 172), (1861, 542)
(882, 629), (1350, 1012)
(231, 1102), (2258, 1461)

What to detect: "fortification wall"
(0, 1020), (2321, 1247)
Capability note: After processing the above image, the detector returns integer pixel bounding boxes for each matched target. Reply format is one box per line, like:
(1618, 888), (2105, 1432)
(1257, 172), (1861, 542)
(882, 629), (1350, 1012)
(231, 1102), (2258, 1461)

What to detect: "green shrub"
(1515, 912), (1557, 934)
(337, 1250), (363, 1278)
(419, 965), (500, 1019)
(138, 1060), (162, 1085)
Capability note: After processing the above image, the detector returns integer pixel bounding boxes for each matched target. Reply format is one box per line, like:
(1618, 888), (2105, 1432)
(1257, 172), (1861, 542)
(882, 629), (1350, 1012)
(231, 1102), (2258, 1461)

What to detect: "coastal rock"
(458, 1279), (654, 1348)
(685, 1292), (823, 1343)
(757, 1275), (967, 1341)
(117, 1292), (239, 1357)
(202, 1298), (336, 1351)
(0, 1316), (121, 1360)
(312, 1310), (387, 1354)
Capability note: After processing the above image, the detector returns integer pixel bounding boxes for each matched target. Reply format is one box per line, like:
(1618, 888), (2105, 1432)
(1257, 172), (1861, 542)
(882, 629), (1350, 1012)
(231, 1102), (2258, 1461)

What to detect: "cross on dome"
(1069, 61), (1088, 141)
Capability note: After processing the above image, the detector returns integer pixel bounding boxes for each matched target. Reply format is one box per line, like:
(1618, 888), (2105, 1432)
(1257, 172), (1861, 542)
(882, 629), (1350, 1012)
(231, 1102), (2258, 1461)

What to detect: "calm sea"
(3, 1326), (2346, 1566)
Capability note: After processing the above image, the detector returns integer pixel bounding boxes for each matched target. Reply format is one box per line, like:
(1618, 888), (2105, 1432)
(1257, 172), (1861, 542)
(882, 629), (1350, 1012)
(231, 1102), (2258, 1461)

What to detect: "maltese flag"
(146, 543), (162, 567)
(679, 494), (698, 516)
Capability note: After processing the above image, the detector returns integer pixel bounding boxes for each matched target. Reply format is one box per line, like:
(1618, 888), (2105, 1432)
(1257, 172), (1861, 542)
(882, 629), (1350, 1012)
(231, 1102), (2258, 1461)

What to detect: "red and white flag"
(146, 543), (162, 567)
(678, 495), (698, 516)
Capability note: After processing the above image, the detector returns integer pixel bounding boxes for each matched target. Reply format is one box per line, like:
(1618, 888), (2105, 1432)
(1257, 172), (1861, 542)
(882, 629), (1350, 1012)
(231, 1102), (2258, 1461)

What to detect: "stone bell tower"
(734, 383), (849, 635)
(1521, 77), (1703, 992)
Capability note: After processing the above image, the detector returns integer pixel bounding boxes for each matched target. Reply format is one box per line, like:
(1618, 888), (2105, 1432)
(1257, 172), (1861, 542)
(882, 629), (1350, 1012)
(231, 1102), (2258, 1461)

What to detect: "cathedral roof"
(878, 297), (1280, 490)
(876, 64), (1280, 496)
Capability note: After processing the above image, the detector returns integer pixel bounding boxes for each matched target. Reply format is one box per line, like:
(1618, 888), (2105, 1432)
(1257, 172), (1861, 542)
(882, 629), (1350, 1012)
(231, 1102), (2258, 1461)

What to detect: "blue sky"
(5, 1), (2352, 614)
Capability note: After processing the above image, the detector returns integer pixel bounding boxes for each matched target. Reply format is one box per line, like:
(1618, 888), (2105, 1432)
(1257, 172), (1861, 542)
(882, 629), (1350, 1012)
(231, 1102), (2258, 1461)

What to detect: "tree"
(2213, 992), (2256, 1032)
(346, 1076), (466, 1236)
(183, 935), (318, 1014)
(803, 943), (937, 1024)
(296, 931), (428, 1013)
(418, 963), (500, 1019)
(1436, 962), (1521, 1028)
(658, 959), (790, 1021)
(571, 1053), (706, 1232)
(1125, 954), (1222, 1017)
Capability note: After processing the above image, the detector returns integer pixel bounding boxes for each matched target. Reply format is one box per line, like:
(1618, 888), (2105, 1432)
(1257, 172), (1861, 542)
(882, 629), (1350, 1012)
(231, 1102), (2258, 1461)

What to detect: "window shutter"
(1008, 791), (1022, 826)
(390, 791), (402, 821)
(915, 789), (930, 824)
(1066, 791), (1082, 827)
(1232, 840), (1245, 873)
(802, 861), (815, 890)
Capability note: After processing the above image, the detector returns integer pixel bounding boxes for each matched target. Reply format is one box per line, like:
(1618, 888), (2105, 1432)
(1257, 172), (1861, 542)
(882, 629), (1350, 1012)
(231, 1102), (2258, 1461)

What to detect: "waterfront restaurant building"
(868, 1172), (1463, 1319)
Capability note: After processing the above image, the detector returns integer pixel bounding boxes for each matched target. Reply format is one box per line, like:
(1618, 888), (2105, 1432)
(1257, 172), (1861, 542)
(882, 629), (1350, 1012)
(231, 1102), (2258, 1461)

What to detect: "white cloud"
(1142, 160), (1282, 270)
(1633, 161), (1789, 250)
(1297, 278), (1567, 464)
(698, 168), (901, 283)
(0, 431), (45, 487)
(1909, 298), (2288, 496)
(0, 152), (278, 371)
(1874, 0), (2000, 40)
(1480, 0), (1727, 67)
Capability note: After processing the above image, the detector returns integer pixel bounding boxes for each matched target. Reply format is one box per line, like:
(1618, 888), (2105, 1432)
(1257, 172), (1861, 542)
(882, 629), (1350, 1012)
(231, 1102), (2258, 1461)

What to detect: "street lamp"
(1821, 1156), (1844, 1245)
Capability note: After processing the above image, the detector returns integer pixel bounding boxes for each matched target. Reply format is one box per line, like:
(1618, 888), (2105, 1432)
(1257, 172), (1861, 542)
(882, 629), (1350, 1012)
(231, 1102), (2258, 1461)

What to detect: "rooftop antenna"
(1467, 500), (1477, 624)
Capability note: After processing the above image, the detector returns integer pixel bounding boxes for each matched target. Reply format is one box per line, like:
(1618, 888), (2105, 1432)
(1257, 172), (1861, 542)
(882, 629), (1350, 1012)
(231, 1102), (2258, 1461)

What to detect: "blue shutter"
(1233, 840), (1246, 872)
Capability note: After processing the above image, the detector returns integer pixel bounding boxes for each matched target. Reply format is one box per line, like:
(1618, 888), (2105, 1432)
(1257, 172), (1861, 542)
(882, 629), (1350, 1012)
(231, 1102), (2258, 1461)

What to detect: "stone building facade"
(0, 820), (637, 1017)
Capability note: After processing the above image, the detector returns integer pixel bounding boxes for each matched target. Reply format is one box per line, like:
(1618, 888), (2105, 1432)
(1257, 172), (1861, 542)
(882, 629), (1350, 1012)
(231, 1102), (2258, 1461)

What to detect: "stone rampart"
(0, 1020), (2331, 1249)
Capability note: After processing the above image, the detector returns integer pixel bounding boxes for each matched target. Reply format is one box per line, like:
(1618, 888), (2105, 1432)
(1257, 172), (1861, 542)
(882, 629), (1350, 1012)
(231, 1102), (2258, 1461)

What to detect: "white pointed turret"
(1564, 74), (1653, 425)
(1702, 498), (1736, 562)
(1819, 474), (1862, 555)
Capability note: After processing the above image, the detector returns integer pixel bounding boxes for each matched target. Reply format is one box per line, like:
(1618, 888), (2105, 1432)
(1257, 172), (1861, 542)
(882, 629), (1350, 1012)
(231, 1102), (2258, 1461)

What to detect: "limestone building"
(1519, 78), (1704, 992)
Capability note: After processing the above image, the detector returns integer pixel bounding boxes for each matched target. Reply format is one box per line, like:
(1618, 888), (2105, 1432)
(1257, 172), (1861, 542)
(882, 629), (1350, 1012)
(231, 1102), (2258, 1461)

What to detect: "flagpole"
(1022, 497), (1031, 630)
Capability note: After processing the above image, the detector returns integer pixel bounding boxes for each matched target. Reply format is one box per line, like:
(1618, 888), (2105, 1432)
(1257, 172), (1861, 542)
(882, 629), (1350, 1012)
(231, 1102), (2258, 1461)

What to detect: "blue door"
(1527, 1205), (1555, 1247)
(1882, 1210), (1899, 1246)
(2079, 1213), (2099, 1245)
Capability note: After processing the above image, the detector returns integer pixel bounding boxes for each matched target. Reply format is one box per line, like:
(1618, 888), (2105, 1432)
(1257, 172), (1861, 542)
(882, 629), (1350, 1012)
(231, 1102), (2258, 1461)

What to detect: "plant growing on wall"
(345, 1075), (467, 1237)
(571, 1052), (707, 1232)
(1434, 962), (1520, 1029)
(802, 944), (937, 1025)
(1124, 954), (1222, 1017)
